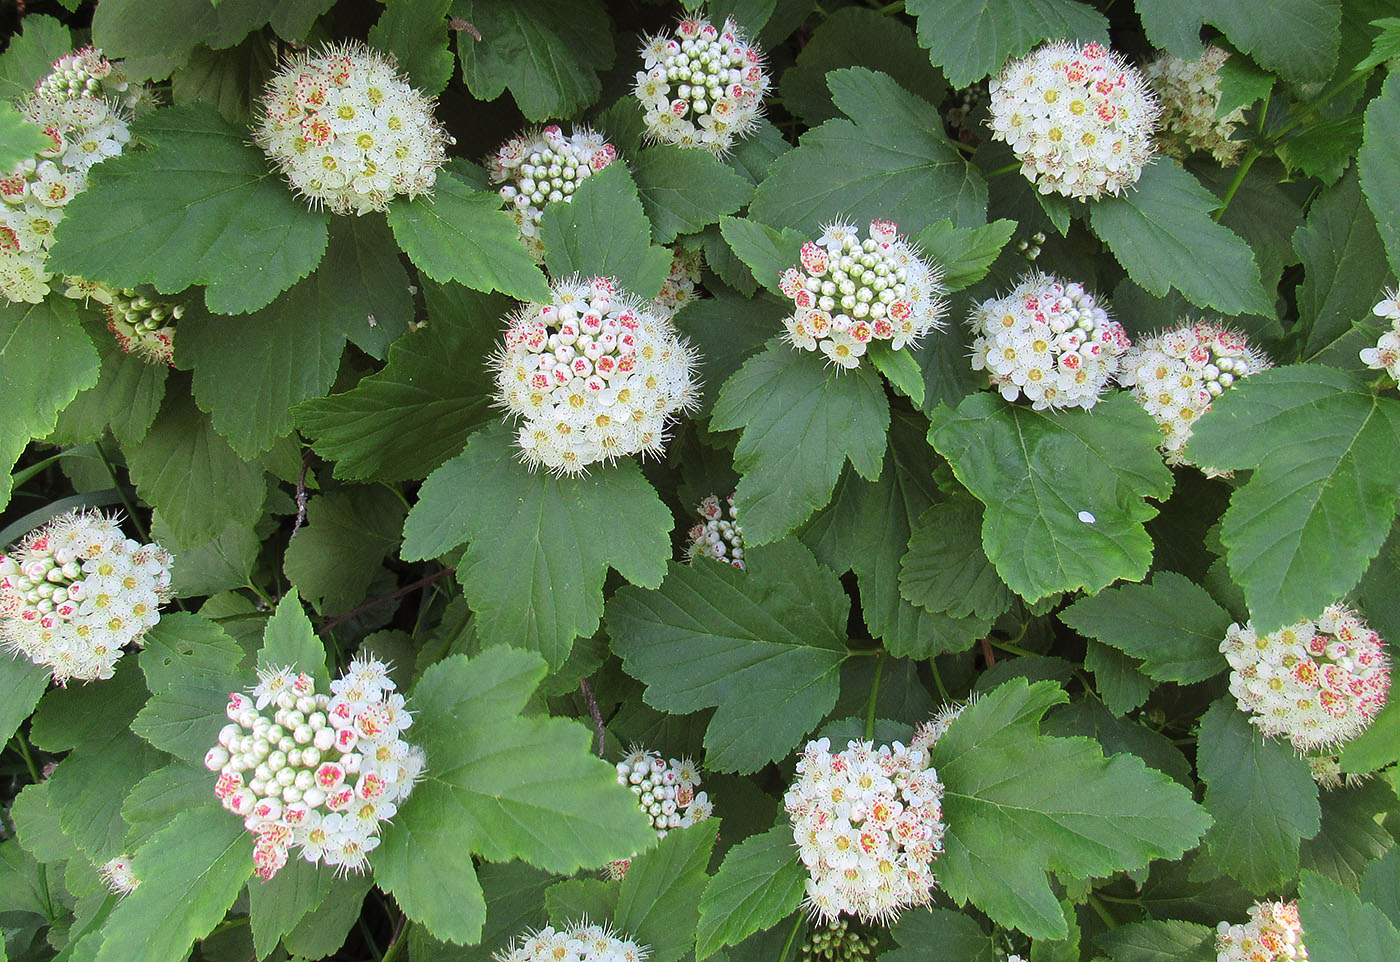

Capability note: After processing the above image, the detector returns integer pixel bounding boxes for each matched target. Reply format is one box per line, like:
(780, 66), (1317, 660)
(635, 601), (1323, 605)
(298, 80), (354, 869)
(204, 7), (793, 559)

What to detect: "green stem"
(93, 441), (149, 543)
(929, 661), (951, 701)
(873, 0), (905, 14)
(985, 162), (1022, 179)
(358, 918), (382, 959)
(990, 639), (1038, 658)
(1087, 894), (1117, 929)
(1213, 147), (1261, 222)
(777, 914), (803, 962)
(245, 581), (276, 608)
(12, 731), (42, 784)
(845, 647), (881, 657)
(1272, 69), (1371, 140)
(864, 655), (886, 739)
(210, 611), (272, 624)
(381, 919), (411, 962)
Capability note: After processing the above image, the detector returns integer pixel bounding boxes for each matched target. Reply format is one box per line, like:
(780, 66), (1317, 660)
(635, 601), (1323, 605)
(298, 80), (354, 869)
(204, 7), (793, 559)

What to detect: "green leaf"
(671, 288), (783, 415)
(631, 147), (754, 245)
(1296, 171), (1393, 365)
(608, 540), (850, 773)
(89, 0), (217, 80)
(1340, 697), (1400, 774)
(386, 171), (551, 302)
(307, 212), (415, 359)
(403, 425), (670, 668)
(540, 162), (673, 301)
(1186, 365), (1400, 633)
(169, 37), (275, 127)
(0, 14), (72, 100)
(372, 647), (656, 945)
(914, 219), (1017, 292)
(91, 806), (253, 962)
(1090, 159), (1273, 317)
(48, 105), (329, 316)
(132, 614), (247, 765)
(419, 861), (555, 962)
(1298, 870), (1400, 962)
(900, 499), (1015, 620)
(931, 680), (1211, 939)
(929, 392), (1174, 603)
(248, 859), (336, 960)
(47, 728), (165, 861)
(258, 590), (330, 690)
(1216, 54), (1275, 118)
(296, 281), (508, 483)
(0, 658), (48, 745)
(49, 316), (169, 448)
(1362, 847), (1400, 930)
(1082, 640), (1154, 716)
(779, 7), (946, 126)
(717, 216), (807, 296)
(1360, 72), (1400, 276)
(283, 487), (408, 614)
(453, 0), (615, 121)
(1277, 116), (1363, 185)
(868, 343), (925, 407)
(749, 68), (986, 237)
(1196, 699), (1321, 891)
(369, 0), (454, 96)
(696, 824), (805, 960)
(1043, 699), (1192, 786)
(907, 0), (1108, 87)
(124, 389), (267, 549)
(121, 761), (215, 852)
(711, 343), (890, 545)
(1094, 920), (1215, 962)
(1058, 573), (1231, 684)
(1356, 16), (1400, 71)
(880, 910), (996, 962)
(547, 879), (619, 927)
(1299, 780), (1397, 889)
(1135, 0), (1340, 82)
(616, 821), (719, 962)
(0, 298), (100, 510)
(0, 103), (50, 172)
(283, 874), (374, 960)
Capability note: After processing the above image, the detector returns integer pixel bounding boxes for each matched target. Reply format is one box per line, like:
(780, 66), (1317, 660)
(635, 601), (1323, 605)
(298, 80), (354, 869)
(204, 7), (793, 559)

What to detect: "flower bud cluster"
(64, 278), (184, 365)
(651, 247), (703, 321)
(779, 219), (948, 370)
(254, 42), (449, 215)
(99, 855), (140, 895)
(969, 272), (1131, 410)
(801, 917), (877, 962)
(1221, 605), (1391, 752)
(2, 47), (139, 303)
(1119, 321), (1270, 468)
(634, 15), (769, 152)
(496, 921), (648, 962)
(488, 125), (619, 261)
(1360, 288), (1400, 380)
(1144, 46), (1247, 165)
(1216, 901), (1308, 962)
(987, 41), (1159, 199)
(1016, 231), (1046, 262)
(785, 736), (946, 923)
(491, 276), (701, 475)
(204, 658), (424, 880)
(686, 494), (745, 569)
(0, 509), (173, 685)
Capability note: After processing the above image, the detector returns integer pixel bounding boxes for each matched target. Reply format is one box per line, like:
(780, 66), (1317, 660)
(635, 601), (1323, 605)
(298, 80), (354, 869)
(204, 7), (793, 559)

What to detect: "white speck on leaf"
(1078, 510), (1096, 524)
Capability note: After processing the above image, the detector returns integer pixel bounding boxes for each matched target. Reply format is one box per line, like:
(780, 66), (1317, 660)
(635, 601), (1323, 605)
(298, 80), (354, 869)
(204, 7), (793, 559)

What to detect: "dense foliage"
(1, 2), (1398, 962)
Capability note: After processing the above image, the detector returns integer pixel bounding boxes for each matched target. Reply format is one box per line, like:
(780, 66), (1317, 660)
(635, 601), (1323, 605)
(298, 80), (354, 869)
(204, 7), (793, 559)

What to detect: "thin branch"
(579, 677), (606, 758)
(290, 449), (312, 540)
(319, 568), (456, 634)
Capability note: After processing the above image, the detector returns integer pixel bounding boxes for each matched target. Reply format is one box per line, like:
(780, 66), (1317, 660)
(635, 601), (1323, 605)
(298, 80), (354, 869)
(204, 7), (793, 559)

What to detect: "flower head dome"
(651, 246), (703, 321)
(1361, 288), (1400, 379)
(496, 921), (648, 962)
(488, 125), (620, 261)
(254, 42), (449, 215)
(491, 276), (701, 475)
(987, 40), (1159, 199)
(608, 747), (713, 879)
(634, 15), (769, 153)
(1119, 320), (1271, 469)
(687, 494), (745, 569)
(969, 272), (1130, 410)
(784, 736), (946, 924)
(779, 219), (948, 371)
(0, 510), (173, 685)
(1221, 605), (1391, 753)
(204, 656), (425, 880)
(1216, 901), (1308, 962)
(1144, 46), (1247, 165)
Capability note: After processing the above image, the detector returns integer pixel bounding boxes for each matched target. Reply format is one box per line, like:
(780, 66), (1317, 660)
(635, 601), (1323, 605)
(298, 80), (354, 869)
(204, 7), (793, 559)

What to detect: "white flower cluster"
(488, 125), (620, 261)
(64, 279), (184, 365)
(1144, 46), (1247, 165)
(0, 510), (172, 685)
(254, 42), (448, 215)
(634, 15), (769, 152)
(1216, 901), (1308, 962)
(99, 855), (140, 895)
(686, 494), (745, 569)
(608, 747), (713, 879)
(969, 272), (1131, 410)
(801, 917), (878, 962)
(1119, 321), (1270, 468)
(785, 736), (946, 923)
(491, 276), (701, 475)
(1360, 288), (1400, 380)
(778, 219), (948, 370)
(496, 921), (648, 962)
(988, 41), (1159, 199)
(1221, 605), (1391, 753)
(2, 47), (138, 304)
(204, 658), (424, 880)
(651, 247), (703, 321)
